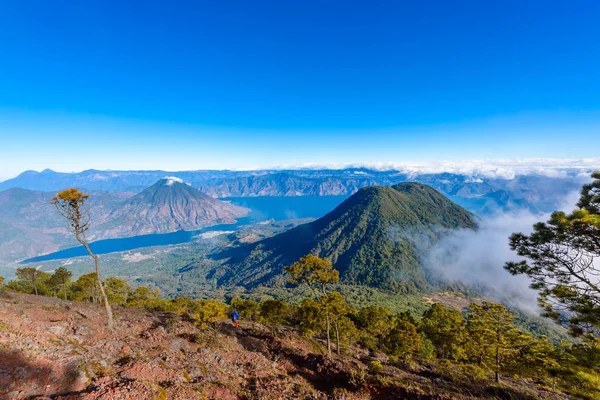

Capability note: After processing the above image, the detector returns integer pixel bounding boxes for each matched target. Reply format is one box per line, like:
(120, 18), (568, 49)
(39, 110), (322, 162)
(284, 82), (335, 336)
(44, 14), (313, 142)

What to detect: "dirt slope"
(0, 292), (569, 400)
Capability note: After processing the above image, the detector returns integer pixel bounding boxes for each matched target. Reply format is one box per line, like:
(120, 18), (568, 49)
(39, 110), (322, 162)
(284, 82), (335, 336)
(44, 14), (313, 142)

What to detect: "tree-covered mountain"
(94, 177), (249, 239)
(213, 183), (477, 290)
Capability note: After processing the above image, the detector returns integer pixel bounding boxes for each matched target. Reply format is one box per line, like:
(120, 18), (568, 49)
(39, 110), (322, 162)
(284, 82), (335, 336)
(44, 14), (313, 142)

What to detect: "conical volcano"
(95, 177), (249, 238)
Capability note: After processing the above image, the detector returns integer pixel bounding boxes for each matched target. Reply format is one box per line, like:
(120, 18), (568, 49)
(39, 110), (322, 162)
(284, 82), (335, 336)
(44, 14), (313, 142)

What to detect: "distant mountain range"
(0, 165), (594, 264)
(212, 183), (478, 291)
(0, 167), (591, 215)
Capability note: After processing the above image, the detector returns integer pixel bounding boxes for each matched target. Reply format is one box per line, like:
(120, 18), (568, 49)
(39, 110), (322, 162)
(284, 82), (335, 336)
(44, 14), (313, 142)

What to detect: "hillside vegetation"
(1, 283), (593, 399)
(214, 183), (477, 291)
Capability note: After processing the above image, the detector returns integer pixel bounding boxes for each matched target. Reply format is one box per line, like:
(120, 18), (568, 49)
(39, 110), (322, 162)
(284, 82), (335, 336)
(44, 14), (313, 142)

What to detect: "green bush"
(348, 368), (367, 388)
(419, 332), (436, 361)
(368, 360), (384, 374)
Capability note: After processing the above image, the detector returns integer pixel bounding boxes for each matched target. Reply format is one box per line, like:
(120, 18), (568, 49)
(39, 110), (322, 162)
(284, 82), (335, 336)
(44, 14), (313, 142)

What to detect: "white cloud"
(6, 157), (599, 183)
(422, 191), (581, 313)
(423, 211), (541, 312)
(465, 177), (484, 183)
(263, 157), (600, 180)
(163, 176), (185, 186)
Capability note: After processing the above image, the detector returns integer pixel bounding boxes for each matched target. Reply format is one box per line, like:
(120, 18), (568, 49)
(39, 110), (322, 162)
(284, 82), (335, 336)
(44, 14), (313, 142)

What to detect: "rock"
(67, 334), (84, 344)
(169, 338), (192, 353)
(48, 325), (67, 336)
(5, 391), (21, 400)
(71, 369), (91, 391)
(75, 324), (93, 336)
(239, 336), (269, 356)
(188, 367), (204, 379)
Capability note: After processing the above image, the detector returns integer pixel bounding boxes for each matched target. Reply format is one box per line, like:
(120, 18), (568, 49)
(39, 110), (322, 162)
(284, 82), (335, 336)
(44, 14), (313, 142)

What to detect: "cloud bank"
(265, 157), (600, 180)
(8, 157), (599, 183)
(422, 190), (581, 313)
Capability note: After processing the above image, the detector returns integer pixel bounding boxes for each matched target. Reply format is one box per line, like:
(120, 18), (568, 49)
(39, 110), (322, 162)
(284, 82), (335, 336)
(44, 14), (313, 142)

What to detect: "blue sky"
(0, 1), (599, 179)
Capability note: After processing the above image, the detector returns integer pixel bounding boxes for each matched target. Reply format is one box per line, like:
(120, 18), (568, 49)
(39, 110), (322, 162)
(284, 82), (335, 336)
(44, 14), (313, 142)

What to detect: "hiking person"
(231, 310), (239, 328)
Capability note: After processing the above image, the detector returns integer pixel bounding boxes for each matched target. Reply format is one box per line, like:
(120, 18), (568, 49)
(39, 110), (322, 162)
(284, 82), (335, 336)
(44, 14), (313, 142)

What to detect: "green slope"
(213, 183), (477, 290)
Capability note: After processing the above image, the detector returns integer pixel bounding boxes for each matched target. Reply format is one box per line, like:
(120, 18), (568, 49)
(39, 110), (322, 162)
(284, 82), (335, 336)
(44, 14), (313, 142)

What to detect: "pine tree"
(383, 319), (421, 361)
(297, 298), (324, 336)
(466, 302), (530, 383)
(15, 267), (50, 296)
(71, 273), (100, 303)
(190, 300), (228, 331)
(126, 286), (160, 306)
(285, 254), (339, 357)
(48, 267), (73, 300)
(420, 303), (467, 360)
(505, 171), (600, 336)
(512, 335), (560, 379)
(321, 291), (352, 355)
(357, 306), (393, 349)
(259, 299), (288, 336)
(104, 277), (131, 305)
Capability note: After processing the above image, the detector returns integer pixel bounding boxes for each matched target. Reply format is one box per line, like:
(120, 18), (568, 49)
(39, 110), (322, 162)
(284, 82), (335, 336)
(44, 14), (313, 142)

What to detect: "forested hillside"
(213, 183), (477, 290)
(0, 266), (596, 399)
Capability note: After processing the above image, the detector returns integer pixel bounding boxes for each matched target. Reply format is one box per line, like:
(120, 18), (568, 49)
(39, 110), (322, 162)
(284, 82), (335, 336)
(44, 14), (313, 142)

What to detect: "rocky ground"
(0, 292), (571, 399)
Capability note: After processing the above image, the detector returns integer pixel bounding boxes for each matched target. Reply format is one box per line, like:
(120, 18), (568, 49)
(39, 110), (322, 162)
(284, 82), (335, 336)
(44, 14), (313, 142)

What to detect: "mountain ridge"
(0, 168), (586, 216)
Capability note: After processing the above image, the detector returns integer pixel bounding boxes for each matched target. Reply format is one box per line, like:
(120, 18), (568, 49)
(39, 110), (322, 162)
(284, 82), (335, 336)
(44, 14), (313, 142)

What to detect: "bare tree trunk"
(495, 346), (500, 383)
(335, 321), (340, 355)
(321, 284), (332, 358)
(81, 240), (114, 330)
(63, 284), (67, 300)
(33, 278), (38, 296)
(325, 312), (332, 357)
(495, 331), (501, 383)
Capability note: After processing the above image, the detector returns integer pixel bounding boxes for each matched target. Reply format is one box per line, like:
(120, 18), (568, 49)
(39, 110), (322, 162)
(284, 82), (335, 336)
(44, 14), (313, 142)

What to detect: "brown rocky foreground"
(0, 292), (569, 399)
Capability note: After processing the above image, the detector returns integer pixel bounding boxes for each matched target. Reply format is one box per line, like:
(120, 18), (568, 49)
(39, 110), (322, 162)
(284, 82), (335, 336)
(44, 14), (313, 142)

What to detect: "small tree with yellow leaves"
(51, 188), (114, 330)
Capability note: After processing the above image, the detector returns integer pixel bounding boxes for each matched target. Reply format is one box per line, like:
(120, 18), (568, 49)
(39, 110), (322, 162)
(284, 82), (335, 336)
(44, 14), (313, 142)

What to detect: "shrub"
(189, 300), (228, 330)
(349, 368), (367, 388)
(259, 299), (288, 335)
(368, 360), (384, 374)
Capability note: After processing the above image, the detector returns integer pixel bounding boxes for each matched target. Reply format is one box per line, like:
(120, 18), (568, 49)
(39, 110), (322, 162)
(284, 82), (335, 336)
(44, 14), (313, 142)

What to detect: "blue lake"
(23, 195), (349, 263)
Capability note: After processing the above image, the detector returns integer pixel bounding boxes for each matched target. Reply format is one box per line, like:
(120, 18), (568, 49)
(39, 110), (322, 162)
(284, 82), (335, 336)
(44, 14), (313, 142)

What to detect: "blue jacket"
(232, 311), (239, 321)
